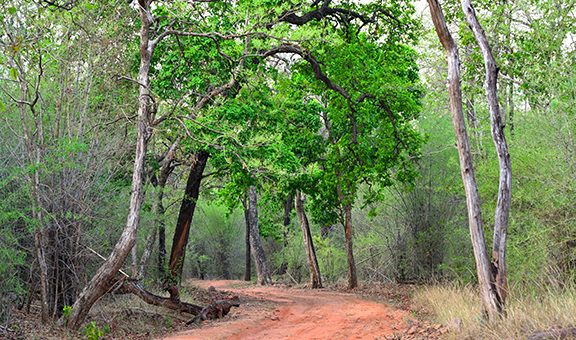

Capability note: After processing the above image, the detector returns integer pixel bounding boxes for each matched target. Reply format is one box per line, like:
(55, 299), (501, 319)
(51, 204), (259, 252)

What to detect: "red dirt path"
(164, 280), (410, 340)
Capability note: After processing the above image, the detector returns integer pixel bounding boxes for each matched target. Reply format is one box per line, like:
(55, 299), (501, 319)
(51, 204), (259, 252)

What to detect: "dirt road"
(164, 280), (410, 340)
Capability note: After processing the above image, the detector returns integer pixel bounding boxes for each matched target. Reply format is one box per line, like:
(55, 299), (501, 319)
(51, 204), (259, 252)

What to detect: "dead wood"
(117, 279), (203, 316)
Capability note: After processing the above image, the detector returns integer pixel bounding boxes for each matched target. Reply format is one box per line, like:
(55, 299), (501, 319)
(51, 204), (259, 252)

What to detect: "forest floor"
(164, 280), (448, 340)
(3, 279), (449, 339)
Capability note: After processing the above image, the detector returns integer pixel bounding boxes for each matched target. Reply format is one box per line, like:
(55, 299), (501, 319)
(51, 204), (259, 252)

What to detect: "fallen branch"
(117, 279), (203, 315)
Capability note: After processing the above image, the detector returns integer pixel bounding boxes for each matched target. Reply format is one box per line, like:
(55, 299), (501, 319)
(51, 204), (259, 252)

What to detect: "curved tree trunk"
(247, 186), (272, 285)
(427, 0), (502, 321)
(166, 150), (209, 299)
(295, 191), (322, 288)
(64, 1), (154, 329)
(460, 0), (512, 312)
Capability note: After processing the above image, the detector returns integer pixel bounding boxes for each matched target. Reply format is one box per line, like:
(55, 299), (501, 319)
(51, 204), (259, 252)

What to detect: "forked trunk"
(166, 150), (209, 299)
(247, 186), (272, 285)
(461, 0), (512, 312)
(295, 191), (322, 288)
(427, 0), (502, 321)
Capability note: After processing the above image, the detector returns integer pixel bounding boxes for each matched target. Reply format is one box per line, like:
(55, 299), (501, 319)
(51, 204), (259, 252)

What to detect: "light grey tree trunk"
(427, 0), (502, 321)
(64, 1), (155, 329)
(295, 191), (322, 288)
(461, 0), (512, 312)
(247, 186), (271, 285)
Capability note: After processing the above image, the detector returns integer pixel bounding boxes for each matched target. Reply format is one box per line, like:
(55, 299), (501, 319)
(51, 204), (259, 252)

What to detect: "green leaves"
(9, 67), (18, 80)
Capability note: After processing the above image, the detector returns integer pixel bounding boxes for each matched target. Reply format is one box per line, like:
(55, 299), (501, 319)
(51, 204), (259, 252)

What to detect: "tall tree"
(65, 0), (157, 329)
(460, 0), (512, 313)
(427, 0), (508, 321)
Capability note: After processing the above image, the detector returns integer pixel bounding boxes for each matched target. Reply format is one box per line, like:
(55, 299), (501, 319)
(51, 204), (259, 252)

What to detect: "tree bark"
(295, 191), (322, 288)
(243, 204), (252, 281)
(427, 0), (502, 321)
(247, 186), (272, 285)
(335, 181), (357, 289)
(342, 202), (357, 289)
(166, 150), (209, 299)
(64, 1), (154, 329)
(460, 0), (512, 311)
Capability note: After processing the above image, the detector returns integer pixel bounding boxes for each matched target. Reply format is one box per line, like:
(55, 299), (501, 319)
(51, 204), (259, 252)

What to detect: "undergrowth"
(413, 282), (576, 339)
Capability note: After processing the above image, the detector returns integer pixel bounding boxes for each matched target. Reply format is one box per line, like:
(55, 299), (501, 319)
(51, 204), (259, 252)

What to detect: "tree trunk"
(148, 139), (178, 279)
(295, 191), (322, 288)
(336, 181), (357, 289)
(461, 0), (512, 312)
(243, 204), (252, 281)
(63, 2), (154, 329)
(34, 230), (50, 322)
(342, 202), (357, 289)
(247, 186), (272, 285)
(427, 0), (502, 321)
(166, 150), (209, 299)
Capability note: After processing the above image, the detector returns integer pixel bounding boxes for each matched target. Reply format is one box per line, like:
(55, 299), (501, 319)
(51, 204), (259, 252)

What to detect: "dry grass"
(413, 283), (576, 339)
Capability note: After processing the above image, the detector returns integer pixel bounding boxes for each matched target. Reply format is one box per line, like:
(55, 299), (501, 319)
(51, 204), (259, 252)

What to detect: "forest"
(0, 0), (574, 339)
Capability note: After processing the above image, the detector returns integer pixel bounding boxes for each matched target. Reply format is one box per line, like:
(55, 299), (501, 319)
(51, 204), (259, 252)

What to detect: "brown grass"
(412, 283), (576, 339)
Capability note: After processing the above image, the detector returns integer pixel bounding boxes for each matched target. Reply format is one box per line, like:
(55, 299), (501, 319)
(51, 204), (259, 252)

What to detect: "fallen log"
(527, 327), (576, 340)
(117, 279), (203, 315)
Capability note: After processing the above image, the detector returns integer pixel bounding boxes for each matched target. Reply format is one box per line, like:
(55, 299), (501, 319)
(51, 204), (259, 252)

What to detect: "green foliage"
(83, 321), (110, 340)
(315, 235), (347, 284)
(187, 203), (244, 279)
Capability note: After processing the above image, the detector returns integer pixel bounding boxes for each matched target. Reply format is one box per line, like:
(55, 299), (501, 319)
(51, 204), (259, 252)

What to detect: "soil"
(4, 280), (448, 339)
(165, 280), (418, 340)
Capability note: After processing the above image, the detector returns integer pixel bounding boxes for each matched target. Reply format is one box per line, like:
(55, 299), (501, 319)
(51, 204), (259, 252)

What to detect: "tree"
(460, 0), (512, 313)
(64, 0), (157, 329)
(427, 0), (512, 321)
(295, 191), (322, 288)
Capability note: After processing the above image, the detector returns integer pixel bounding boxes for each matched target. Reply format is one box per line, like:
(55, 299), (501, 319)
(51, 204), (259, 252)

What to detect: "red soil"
(164, 280), (410, 340)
